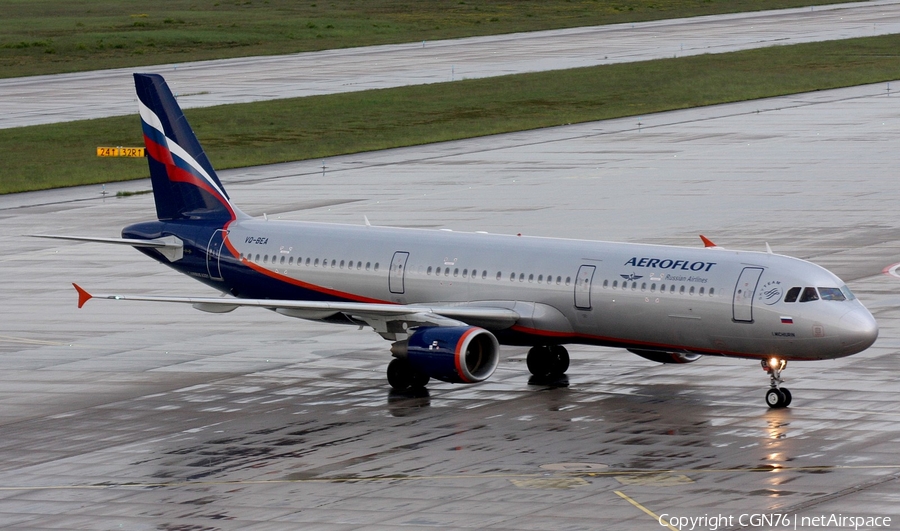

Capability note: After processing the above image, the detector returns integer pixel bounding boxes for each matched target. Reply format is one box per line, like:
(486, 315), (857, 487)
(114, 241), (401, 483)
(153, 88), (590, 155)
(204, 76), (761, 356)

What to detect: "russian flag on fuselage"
(134, 73), (236, 222)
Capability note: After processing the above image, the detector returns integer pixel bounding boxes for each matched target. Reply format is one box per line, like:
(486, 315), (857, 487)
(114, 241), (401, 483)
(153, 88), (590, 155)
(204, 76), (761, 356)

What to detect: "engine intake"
(628, 348), (701, 364)
(398, 326), (500, 384)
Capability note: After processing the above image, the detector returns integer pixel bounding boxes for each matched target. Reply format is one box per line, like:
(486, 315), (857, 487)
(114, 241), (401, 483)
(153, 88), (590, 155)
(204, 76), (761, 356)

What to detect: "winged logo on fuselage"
(621, 273), (643, 281)
(758, 280), (783, 305)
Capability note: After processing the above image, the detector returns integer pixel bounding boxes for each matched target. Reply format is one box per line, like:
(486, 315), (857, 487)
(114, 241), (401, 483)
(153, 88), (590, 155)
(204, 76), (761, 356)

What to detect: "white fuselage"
(209, 219), (878, 361)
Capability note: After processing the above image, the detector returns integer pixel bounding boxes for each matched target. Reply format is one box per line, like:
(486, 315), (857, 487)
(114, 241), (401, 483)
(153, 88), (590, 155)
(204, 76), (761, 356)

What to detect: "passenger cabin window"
(709, 288), (715, 296)
(496, 272), (502, 280)
(565, 277), (571, 286)
(784, 287), (800, 302)
(482, 271), (487, 280)
(612, 280), (618, 288)
(799, 287), (819, 302)
(427, 266), (432, 275)
(289, 257), (294, 265)
(603, 279), (608, 288)
(374, 263), (379, 271)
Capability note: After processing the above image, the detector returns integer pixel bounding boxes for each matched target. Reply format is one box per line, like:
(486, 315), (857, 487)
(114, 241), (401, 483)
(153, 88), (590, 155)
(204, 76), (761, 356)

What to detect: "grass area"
(1, 0), (850, 79)
(4, 34), (900, 195)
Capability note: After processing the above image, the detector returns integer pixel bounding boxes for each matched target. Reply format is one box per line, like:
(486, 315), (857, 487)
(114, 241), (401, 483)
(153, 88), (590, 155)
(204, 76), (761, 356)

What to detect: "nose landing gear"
(762, 358), (792, 408)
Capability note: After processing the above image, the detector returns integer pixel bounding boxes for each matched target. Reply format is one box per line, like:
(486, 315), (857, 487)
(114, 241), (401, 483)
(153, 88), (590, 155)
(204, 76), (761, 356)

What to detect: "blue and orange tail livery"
(134, 73), (241, 223)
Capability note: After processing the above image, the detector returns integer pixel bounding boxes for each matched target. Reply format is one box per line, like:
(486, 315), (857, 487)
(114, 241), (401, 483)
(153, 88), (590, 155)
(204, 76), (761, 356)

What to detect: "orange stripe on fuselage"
(220, 229), (391, 305)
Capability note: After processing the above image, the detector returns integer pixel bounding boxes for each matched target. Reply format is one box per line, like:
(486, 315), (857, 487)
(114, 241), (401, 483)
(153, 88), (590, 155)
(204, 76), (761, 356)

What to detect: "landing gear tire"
(527, 345), (570, 377)
(387, 359), (430, 392)
(527, 346), (550, 377)
(780, 387), (792, 407)
(549, 345), (569, 376)
(410, 370), (431, 389)
(766, 388), (785, 408)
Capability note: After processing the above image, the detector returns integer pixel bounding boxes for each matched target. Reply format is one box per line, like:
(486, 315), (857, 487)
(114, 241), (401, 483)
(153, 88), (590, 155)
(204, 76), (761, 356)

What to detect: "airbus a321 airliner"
(43, 74), (879, 408)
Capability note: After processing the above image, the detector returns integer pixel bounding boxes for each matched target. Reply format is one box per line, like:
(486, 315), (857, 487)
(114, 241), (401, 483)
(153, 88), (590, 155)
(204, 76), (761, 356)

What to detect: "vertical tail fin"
(134, 73), (242, 222)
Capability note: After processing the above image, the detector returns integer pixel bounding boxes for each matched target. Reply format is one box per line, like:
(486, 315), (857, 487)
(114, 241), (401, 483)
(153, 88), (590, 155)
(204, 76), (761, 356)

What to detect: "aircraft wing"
(73, 284), (520, 338)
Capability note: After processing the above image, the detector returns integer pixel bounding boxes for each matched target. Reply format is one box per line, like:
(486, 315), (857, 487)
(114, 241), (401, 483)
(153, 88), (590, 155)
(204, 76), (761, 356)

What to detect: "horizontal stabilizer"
(32, 234), (183, 262)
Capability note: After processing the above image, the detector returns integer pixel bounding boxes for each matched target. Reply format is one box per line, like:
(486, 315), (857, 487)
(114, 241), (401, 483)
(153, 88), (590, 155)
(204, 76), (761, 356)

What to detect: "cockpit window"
(840, 285), (856, 300)
(818, 287), (846, 301)
(784, 287), (801, 303)
(799, 287), (819, 302)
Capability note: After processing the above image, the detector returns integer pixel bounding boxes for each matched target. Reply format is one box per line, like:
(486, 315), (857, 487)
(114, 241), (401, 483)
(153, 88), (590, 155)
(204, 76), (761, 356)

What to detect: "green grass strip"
(4, 34), (900, 195)
(0, 0), (847, 79)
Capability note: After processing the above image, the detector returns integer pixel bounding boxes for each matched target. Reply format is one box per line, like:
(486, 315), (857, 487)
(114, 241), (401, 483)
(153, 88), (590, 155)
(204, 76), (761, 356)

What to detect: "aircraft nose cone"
(839, 308), (878, 354)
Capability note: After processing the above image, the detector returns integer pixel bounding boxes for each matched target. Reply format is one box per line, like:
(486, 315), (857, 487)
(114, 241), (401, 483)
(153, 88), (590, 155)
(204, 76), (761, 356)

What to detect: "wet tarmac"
(4, 0), (900, 129)
(2, 82), (900, 529)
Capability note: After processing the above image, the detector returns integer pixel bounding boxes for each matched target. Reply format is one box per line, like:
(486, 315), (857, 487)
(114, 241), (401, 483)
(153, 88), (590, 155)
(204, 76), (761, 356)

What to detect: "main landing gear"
(527, 345), (570, 378)
(386, 358), (430, 392)
(762, 357), (792, 409)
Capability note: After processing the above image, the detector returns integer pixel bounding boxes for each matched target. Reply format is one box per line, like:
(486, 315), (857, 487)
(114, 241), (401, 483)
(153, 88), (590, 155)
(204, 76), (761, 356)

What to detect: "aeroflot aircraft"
(45, 74), (879, 408)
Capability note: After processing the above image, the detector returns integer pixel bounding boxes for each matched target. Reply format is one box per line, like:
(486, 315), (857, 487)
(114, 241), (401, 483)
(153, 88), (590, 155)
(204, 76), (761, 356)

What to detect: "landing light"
(767, 357), (786, 371)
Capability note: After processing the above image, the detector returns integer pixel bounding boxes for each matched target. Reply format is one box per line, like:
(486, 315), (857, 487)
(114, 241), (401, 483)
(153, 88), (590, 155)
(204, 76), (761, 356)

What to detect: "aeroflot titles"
(625, 257), (717, 272)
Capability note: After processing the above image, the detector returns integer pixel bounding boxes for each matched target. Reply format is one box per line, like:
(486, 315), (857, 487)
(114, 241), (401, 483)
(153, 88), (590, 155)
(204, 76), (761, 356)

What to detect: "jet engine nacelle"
(404, 326), (500, 384)
(628, 349), (701, 364)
